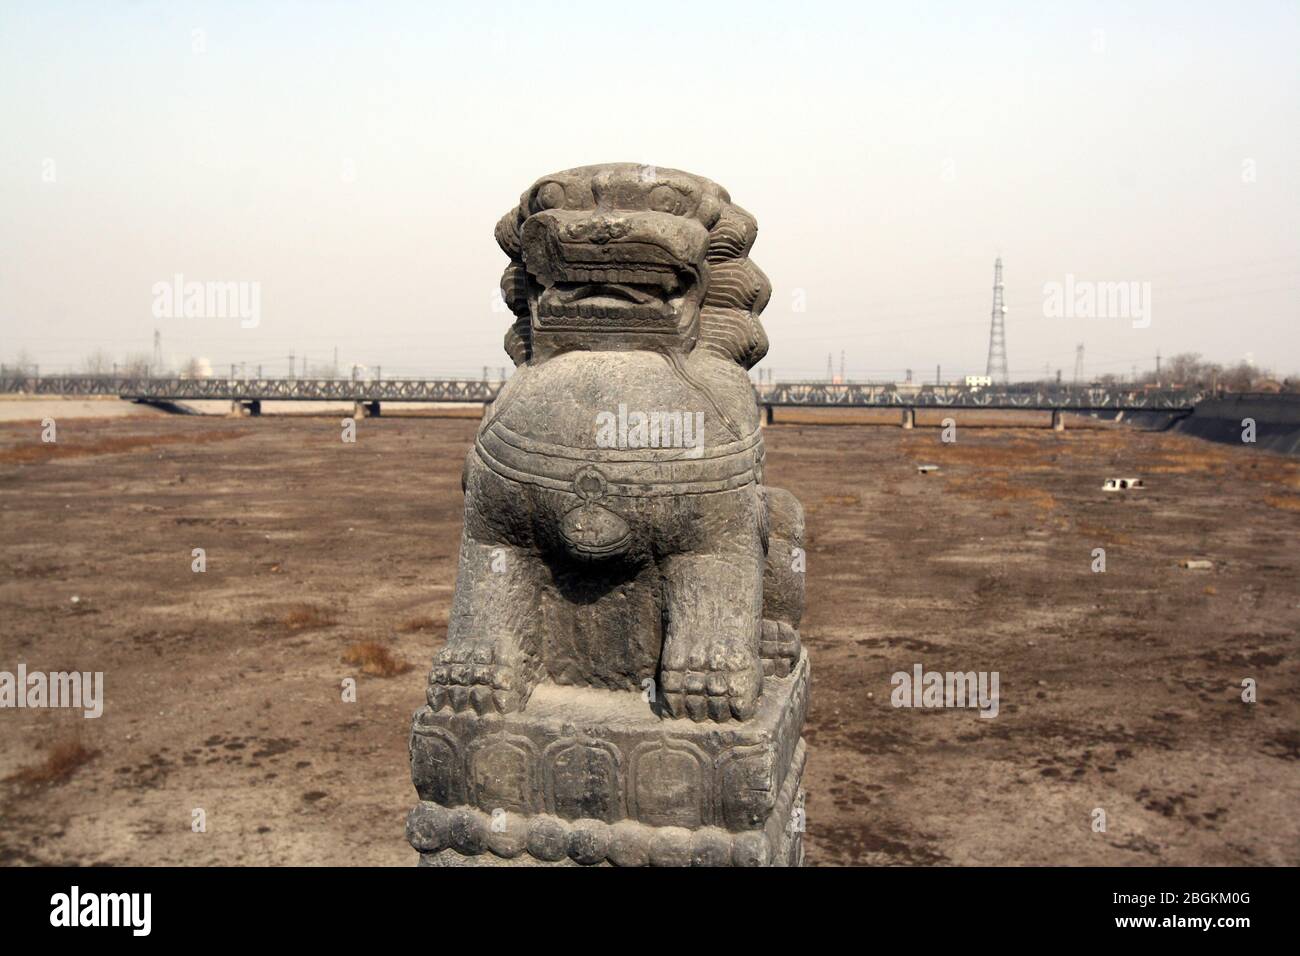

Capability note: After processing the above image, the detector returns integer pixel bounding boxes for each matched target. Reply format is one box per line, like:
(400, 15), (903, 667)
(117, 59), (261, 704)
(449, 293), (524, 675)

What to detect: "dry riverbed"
(1, 409), (1297, 865)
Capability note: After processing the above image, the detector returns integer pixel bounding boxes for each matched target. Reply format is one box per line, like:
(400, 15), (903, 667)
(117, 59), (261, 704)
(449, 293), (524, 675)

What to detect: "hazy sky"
(2, 0), (1297, 380)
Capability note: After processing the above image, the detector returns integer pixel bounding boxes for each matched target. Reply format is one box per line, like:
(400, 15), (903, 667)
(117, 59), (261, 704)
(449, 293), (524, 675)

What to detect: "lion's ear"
(494, 205), (525, 259)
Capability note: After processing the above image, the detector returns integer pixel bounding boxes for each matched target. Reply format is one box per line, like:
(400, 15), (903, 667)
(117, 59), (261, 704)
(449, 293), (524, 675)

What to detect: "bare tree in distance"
(121, 353), (152, 377)
(81, 349), (113, 376)
(179, 357), (211, 379)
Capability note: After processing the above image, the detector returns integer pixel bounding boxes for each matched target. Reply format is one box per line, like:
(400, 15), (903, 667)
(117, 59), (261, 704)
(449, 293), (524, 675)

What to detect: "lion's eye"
(536, 182), (566, 211)
(648, 184), (686, 215)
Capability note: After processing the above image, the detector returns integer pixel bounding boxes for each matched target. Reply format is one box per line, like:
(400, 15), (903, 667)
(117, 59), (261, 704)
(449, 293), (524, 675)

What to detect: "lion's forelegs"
(659, 549), (764, 723)
(428, 532), (544, 715)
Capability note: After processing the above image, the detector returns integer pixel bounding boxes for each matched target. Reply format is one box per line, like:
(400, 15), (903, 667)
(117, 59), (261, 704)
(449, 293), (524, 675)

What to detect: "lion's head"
(495, 164), (771, 369)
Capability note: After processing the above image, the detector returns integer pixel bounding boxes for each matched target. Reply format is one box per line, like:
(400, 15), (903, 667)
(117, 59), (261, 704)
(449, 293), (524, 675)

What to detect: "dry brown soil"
(1, 406), (1297, 865)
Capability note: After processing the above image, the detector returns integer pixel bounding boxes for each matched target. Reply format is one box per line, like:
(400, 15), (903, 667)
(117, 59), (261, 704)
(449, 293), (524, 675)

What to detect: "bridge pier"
(1051, 409), (1065, 432)
(352, 400), (381, 419)
(900, 407), (915, 430)
(229, 400), (261, 417)
(760, 404), (775, 427)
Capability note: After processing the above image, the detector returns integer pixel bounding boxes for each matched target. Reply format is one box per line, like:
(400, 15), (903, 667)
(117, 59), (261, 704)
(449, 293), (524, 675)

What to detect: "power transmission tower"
(985, 258), (1009, 384)
(826, 353), (833, 381)
(1073, 343), (1085, 384)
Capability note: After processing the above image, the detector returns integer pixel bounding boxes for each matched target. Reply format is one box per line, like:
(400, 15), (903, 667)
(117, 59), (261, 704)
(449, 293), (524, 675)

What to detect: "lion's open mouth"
(537, 263), (691, 320)
(531, 235), (700, 323)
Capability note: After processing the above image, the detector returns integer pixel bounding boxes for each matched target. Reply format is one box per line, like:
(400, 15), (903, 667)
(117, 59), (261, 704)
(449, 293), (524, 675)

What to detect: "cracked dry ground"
(0, 409), (1296, 866)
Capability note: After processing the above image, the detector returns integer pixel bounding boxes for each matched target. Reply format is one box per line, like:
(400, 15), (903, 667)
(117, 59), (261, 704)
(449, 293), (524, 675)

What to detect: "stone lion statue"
(427, 163), (804, 723)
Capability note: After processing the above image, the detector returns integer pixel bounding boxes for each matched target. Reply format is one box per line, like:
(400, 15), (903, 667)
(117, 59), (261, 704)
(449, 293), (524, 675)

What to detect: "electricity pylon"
(985, 258), (1009, 383)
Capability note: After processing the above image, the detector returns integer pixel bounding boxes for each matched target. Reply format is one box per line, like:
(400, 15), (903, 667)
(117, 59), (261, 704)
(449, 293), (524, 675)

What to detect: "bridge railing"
(0, 374), (1210, 410)
(0, 375), (504, 403)
(753, 382), (1208, 410)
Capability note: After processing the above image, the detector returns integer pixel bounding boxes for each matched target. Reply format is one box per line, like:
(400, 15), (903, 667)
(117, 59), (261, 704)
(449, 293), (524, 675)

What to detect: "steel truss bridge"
(0, 375), (1206, 413)
(753, 382), (1205, 411)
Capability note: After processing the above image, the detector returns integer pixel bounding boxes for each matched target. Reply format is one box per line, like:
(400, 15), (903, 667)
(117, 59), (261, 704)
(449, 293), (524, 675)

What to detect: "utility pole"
(985, 258), (1009, 384)
(936, 364), (941, 385)
(288, 353), (295, 380)
(1155, 349), (1162, 385)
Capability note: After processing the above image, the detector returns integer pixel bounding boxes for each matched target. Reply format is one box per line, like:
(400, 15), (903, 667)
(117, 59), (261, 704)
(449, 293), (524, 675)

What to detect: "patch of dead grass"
(1073, 520), (1133, 545)
(822, 494), (860, 506)
(341, 641), (413, 677)
(904, 438), (1056, 471)
(1263, 495), (1300, 513)
(943, 475), (1057, 511)
(280, 604), (338, 632)
(6, 737), (99, 786)
(396, 615), (445, 633)
(0, 428), (249, 465)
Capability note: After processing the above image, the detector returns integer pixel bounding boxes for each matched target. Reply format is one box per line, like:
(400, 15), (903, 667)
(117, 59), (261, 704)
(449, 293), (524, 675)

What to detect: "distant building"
(965, 375), (993, 388)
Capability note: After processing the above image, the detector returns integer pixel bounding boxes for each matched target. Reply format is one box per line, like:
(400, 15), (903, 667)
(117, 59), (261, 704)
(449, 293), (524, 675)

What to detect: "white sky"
(2, 0), (1297, 381)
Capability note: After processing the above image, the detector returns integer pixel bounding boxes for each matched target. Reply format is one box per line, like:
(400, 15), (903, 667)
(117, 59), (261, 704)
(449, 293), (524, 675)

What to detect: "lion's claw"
(427, 640), (529, 714)
(760, 620), (800, 677)
(659, 662), (759, 722)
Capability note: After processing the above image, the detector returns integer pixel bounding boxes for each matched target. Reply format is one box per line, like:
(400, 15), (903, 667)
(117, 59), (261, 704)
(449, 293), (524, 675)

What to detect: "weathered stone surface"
(410, 164), (809, 865)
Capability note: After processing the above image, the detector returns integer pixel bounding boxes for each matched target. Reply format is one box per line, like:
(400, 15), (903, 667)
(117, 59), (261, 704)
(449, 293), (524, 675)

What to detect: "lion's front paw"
(427, 640), (527, 715)
(659, 642), (762, 723)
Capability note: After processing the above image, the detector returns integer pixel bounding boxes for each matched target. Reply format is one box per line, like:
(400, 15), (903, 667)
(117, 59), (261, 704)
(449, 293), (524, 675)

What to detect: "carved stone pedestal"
(406, 651), (808, 867)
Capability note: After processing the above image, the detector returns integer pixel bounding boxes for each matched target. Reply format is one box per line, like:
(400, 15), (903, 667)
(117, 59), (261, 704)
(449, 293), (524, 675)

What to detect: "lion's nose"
(564, 216), (630, 244)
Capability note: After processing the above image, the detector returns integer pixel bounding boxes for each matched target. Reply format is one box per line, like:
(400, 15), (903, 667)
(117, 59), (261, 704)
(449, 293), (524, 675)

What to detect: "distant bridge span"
(754, 382), (1205, 411)
(0, 375), (1207, 426)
